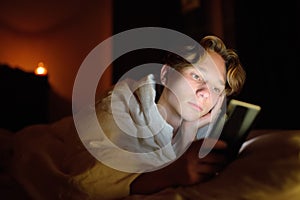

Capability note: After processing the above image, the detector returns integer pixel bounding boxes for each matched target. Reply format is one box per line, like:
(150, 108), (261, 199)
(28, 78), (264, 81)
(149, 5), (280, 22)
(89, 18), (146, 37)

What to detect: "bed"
(124, 129), (300, 200)
(1, 116), (300, 200)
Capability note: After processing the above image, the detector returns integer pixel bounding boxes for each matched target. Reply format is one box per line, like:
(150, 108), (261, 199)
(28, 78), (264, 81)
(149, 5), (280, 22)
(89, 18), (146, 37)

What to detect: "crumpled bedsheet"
(2, 124), (300, 200)
(123, 129), (300, 200)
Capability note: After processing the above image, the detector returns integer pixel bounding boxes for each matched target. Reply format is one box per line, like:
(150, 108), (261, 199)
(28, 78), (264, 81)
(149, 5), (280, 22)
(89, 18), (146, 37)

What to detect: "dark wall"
(235, 1), (300, 129)
(112, 0), (184, 83)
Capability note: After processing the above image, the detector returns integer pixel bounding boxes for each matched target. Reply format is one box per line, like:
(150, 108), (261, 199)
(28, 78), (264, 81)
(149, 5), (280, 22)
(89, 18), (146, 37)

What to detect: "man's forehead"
(193, 60), (219, 75)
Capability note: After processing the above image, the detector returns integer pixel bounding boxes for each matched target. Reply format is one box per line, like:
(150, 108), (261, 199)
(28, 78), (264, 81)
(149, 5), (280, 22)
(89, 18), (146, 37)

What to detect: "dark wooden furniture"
(0, 64), (49, 132)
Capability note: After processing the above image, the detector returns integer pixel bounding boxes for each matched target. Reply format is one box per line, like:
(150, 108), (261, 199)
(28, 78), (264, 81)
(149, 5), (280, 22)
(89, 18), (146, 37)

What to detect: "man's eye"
(212, 87), (221, 94)
(191, 73), (201, 81)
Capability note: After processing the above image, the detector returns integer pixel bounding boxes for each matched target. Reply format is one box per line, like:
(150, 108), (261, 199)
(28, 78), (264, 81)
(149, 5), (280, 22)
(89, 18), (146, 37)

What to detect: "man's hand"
(165, 138), (228, 186)
(130, 138), (228, 195)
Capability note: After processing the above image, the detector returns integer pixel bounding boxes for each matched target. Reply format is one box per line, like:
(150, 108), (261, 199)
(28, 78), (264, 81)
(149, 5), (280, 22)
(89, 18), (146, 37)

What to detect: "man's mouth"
(188, 102), (203, 112)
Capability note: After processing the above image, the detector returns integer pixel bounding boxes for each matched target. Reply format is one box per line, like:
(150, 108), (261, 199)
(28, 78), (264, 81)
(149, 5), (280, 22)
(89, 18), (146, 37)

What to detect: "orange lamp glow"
(34, 62), (48, 76)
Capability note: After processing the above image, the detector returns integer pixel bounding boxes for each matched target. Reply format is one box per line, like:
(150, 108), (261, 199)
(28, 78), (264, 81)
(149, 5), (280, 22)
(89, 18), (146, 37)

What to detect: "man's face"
(163, 51), (226, 122)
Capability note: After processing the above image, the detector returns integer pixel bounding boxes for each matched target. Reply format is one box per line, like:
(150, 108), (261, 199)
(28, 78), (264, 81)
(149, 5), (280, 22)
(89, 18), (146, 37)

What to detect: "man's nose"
(196, 86), (210, 100)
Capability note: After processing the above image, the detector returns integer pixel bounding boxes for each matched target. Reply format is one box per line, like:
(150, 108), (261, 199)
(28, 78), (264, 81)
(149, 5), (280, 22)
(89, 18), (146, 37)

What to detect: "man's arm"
(130, 138), (228, 195)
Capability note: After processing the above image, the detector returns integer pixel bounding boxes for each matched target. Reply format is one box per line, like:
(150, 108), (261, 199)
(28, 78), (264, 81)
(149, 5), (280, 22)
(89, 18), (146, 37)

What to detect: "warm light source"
(34, 62), (48, 76)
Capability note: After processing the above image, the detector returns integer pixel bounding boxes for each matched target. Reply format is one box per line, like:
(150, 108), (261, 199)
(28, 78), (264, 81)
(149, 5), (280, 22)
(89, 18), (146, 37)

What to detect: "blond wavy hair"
(164, 35), (246, 96)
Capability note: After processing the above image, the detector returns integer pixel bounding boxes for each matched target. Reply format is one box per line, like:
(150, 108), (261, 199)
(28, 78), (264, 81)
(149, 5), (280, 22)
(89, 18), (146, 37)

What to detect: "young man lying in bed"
(10, 35), (246, 200)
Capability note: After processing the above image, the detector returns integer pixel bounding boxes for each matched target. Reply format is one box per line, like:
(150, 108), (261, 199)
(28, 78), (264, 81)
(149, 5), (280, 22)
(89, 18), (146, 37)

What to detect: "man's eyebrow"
(192, 66), (207, 74)
(193, 66), (207, 80)
(194, 66), (225, 86)
(195, 66), (207, 72)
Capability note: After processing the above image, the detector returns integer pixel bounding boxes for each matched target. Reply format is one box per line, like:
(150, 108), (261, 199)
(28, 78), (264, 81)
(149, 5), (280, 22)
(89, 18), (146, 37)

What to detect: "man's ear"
(160, 64), (170, 85)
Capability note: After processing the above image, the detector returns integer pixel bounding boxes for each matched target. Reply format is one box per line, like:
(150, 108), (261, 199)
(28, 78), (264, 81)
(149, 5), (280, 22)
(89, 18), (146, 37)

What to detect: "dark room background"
(0, 0), (299, 131)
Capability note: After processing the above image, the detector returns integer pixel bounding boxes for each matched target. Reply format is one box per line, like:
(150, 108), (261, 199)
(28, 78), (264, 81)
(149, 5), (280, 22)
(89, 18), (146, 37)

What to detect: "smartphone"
(220, 99), (261, 161)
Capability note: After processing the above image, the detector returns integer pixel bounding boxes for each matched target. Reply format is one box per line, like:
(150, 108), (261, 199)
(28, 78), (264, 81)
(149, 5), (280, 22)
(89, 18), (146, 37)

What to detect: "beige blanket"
(124, 129), (300, 200)
(3, 125), (300, 200)
(10, 117), (90, 199)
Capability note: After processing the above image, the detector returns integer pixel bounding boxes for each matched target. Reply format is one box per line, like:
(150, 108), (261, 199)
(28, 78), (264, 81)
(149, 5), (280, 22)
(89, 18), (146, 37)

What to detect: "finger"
(210, 94), (225, 119)
(198, 138), (227, 158)
(200, 138), (227, 149)
(215, 94), (225, 109)
(212, 139), (228, 150)
(197, 112), (212, 127)
(199, 152), (227, 164)
(195, 163), (224, 174)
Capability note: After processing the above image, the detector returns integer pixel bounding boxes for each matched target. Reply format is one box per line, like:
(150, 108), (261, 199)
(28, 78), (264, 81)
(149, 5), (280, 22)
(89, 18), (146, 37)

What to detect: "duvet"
(1, 124), (299, 200)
